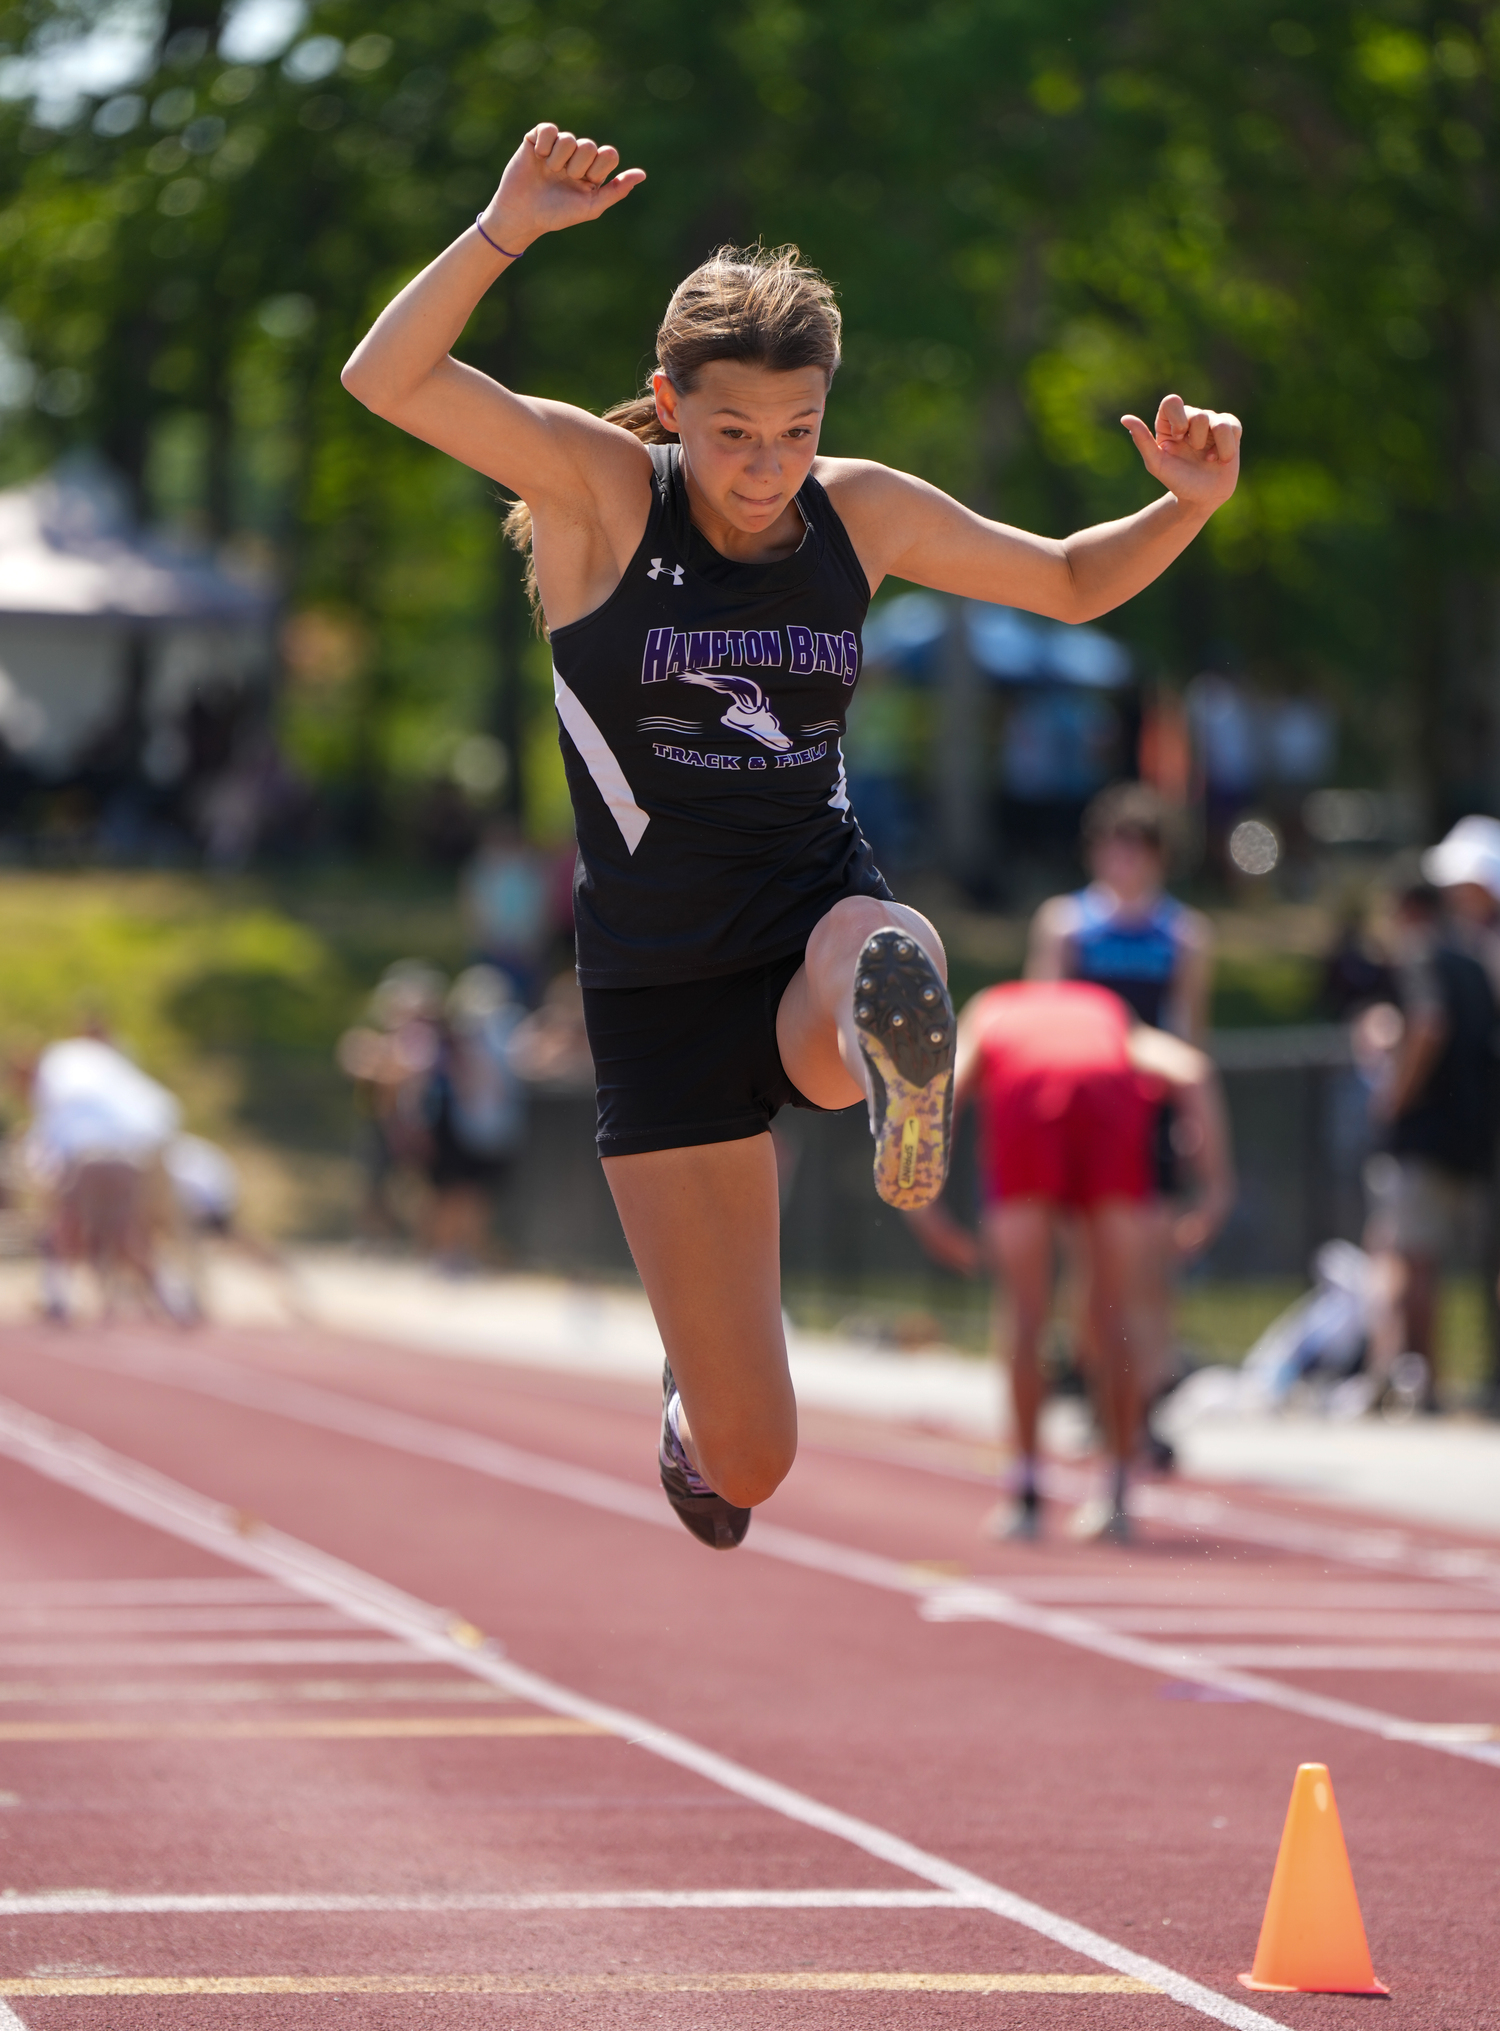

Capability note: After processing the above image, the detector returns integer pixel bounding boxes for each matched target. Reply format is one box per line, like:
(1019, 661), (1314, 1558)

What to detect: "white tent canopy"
(0, 466), (275, 775)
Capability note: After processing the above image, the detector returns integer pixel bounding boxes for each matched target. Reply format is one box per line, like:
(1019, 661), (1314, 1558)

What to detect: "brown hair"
(1082, 781), (1169, 852)
(503, 244), (842, 627)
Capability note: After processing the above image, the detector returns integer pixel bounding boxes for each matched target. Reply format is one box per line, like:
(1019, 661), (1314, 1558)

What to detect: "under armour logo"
(647, 557), (684, 586)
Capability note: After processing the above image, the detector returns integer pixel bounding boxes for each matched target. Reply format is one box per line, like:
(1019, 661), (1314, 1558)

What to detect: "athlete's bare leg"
(774, 894), (947, 1106)
(1083, 1199), (1148, 1479)
(988, 1201), (1055, 1459)
(1071, 1200), (1175, 1457)
(606, 896), (946, 1520)
(602, 1134), (796, 1508)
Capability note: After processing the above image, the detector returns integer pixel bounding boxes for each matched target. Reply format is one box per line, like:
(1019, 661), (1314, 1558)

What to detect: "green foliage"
(0, 866), (464, 1143)
(1209, 950), (1324, 1026)
(4, 1), (1500, 812)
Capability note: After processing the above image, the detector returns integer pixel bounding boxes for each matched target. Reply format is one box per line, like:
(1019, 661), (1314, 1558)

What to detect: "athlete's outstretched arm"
(340, 123), (644, 496)
(824, 395), (1240, 623)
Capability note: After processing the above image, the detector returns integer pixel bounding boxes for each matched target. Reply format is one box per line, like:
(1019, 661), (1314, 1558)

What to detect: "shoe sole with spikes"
(852, 927), (955, 1212)
(658, 1360), (752, 1551)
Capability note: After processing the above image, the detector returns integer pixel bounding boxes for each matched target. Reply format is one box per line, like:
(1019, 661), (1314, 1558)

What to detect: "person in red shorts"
(908, 980), (1232, 1543)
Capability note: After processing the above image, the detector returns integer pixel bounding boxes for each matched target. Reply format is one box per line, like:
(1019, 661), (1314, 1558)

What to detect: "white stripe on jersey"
(827, 737), (851, 814)
(553, 669), (650, 855)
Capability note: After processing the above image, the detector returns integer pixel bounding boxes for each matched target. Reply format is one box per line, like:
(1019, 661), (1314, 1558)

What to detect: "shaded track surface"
(0, 1319), (1495, 2029)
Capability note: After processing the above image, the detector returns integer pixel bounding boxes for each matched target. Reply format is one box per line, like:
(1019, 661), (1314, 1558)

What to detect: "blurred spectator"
(1323, 900), (1396, 1021)
(335, 961), (446, 1243)
(1422, 815), (1500, 995)
(461, 819), (552, 1004)
(1364, 879), (1500, 1408)
(24, 1027), (183, 1321)
(164, 1133), (240, 1238)
(906, 982), (1232, 1544)
(1419, 817), (1500, 1412)
(162, 1132), (299, 1319)
(417, 777), (480, 867)
(195, 728), (315, 870)
(508, 969), (594, 1089)
(1028, 782), (1214, 1458)
(1028, 783), (1212, 1038)
(423, 966), (527, 1273)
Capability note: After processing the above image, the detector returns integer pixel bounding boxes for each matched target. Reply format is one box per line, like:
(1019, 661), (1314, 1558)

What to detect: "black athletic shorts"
(582, 949), (842, 1159)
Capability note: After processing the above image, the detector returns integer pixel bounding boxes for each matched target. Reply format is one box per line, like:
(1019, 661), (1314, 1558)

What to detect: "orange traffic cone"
(1239, 1763), (1388, 1994)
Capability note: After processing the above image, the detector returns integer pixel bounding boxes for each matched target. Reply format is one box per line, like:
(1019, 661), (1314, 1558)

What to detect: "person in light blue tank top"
(1030, 783), (1210, 1043)
(1067, 885), (1186, 1031)
(1028, 782), (1217, 1495)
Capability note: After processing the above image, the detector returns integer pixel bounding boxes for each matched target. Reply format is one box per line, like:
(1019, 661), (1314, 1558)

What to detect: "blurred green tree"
(1, 0), (1497, 830)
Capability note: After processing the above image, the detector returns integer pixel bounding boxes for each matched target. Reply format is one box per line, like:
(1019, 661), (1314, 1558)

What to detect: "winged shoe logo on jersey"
(677, 671), (792, 751)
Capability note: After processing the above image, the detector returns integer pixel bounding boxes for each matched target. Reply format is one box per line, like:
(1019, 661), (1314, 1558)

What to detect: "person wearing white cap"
(1421, 816), (1500, 996)
(1365, 872), (1500, 1407)
(1421, 817), (1500, 1411)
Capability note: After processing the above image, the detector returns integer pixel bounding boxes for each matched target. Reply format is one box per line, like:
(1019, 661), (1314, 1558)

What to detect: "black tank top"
(550, 441), (890, 987)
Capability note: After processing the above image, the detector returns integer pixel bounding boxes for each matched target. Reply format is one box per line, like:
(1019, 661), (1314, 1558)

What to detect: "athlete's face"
(1091, 831), (1164, 908)
(654, 361), (827, 546)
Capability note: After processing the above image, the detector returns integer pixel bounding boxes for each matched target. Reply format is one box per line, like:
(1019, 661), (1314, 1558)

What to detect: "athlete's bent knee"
(698, 1432), (797, 1509)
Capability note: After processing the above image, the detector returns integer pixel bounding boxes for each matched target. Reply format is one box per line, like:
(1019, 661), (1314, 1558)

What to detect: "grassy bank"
(0, 867), (468, 1235)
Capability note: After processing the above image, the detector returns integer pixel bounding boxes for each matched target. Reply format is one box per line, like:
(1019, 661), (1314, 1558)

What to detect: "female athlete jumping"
(343, 123), (1242, 1550)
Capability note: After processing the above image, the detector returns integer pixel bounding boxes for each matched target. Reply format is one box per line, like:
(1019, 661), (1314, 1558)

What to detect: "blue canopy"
(863, 592), (1131, 688)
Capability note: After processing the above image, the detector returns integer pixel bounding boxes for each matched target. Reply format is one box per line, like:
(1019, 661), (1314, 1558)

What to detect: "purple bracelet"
(475, 214), (524, 260)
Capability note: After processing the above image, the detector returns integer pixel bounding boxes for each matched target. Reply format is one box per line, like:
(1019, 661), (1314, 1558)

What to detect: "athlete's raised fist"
(478, 123), (646, 254)
(1120, 394), (1241, 514)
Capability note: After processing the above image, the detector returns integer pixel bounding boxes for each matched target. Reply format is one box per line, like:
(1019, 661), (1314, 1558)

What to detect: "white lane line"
(820, 1432), (1500, 1594)
(0, 1394), (1282, 2031)
(0, 1889), (974, 1915)
(1085, 1610), (1500, 1639)
(1002, 1578), (1485, 1608)
(0, 1678), (512, 1706)
(0, 1580), (300, 1607)
(2, 1973), (1155, 1997)
(43, 1340), (1500, 1771)
(1161, 1647), (1500, 1674)
(0, 1608), (358, 1635)
(0, 1641), (423, 1668)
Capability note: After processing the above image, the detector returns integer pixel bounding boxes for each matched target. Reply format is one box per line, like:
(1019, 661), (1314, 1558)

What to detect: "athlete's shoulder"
(524, 399), (655, 501)
(812, 456), (908, 508)
(1167, 897), (1213, 951)
(1026, 891), (1082, 974)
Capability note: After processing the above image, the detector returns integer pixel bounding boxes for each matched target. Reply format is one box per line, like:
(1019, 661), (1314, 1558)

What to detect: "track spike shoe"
(658, 1360), (751, 1551)
(852, 928), (955, 1211)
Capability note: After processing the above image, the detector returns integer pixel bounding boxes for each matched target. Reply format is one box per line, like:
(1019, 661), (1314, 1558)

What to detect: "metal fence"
(492, 1026), (1377, 1288)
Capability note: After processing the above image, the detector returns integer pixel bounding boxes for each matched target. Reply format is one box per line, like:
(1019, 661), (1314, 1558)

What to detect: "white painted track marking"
(0, 1676), (512, 1705)
(1153, 1647), (1500, 1673)
(0, 1580), (301, 1605)
(0, 1606), (359, 1633)
(1, 1889), (974, 1914)
(0, 1393), (1282, 2031)
(828, 1432), (1500, 1593)
(42, 1338), (1500, 1769)
(0, 1639), (423, 1667)
(1089, 1609), (1500, 1637)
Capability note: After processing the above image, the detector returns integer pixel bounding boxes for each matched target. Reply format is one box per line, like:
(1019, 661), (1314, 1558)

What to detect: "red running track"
(0, 1316), (1496, 2029)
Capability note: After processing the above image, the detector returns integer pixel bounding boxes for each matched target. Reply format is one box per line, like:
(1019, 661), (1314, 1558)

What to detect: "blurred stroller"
(1159, 1240), (1429, 1432)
